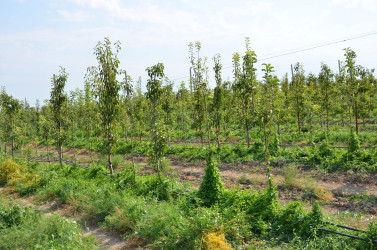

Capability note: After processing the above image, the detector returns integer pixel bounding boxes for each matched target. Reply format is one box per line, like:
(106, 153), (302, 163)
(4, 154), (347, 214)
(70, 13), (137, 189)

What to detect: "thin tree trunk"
(355, 99), (359, 134)
(341, 112), (345, 126)
(349, 104), (352, 133)
(11, 118), (14, 158)
(130, 115), (135, 183)
(245, 121), (250, 148)
(59, 124), (63, 167)
(59, 144), (63, 167)
(125, 121), (128, 143)
(326, 105), (329, 134)
(107, 137), (113, 174)
(46, 137), (50, 162)
(244, 104), (250, 148)
(296, 95), (301, 133)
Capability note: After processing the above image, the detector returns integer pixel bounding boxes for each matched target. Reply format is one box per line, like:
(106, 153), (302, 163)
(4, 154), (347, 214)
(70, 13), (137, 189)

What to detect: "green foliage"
(0, 203), (36, 230)
(365, 221), (377, 248)
(0, 88), (22, 156)
(198, 154), (224, 207)
(349, 129), (361, 153)
(148, 123), (168, 181)
(50, 67), (69, 165)
(90, 37), (124, 174)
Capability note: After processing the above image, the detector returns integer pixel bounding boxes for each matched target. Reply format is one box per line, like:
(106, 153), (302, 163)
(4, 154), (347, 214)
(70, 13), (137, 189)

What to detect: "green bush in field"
(0, 201), (97, 249)
(198, 154), (224, 207)
(348, 130), (361, 153)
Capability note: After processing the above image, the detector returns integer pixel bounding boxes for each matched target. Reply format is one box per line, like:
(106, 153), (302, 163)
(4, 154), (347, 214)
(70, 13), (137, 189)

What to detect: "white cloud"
(69, 0), (120, 11)
(58, 10), (89, 22)
(330, 0), (377, 11)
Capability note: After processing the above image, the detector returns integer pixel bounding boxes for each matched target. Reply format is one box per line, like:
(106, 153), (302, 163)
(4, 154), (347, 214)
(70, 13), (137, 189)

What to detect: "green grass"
(1, 155), (377, 248)
(0, 195), (98, 249)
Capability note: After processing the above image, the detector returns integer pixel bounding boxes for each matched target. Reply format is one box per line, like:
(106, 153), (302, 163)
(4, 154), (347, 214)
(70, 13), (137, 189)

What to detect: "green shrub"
(349, 130), (361, 153)
(198, 155), (224, 207)
(0, 213), (97, 249)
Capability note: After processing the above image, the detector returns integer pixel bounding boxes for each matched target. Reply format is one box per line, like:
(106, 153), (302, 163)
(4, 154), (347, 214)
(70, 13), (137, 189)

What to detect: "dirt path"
(0, 187), (133, 250)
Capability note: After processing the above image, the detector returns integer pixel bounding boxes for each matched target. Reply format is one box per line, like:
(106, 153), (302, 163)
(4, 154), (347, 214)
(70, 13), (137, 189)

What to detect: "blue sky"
(1, 0), (377, 106)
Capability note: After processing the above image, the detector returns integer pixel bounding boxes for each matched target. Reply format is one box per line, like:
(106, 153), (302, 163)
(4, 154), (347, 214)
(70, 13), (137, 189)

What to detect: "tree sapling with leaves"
(50, 67), (69, 166)
(90, 37), (124, 175)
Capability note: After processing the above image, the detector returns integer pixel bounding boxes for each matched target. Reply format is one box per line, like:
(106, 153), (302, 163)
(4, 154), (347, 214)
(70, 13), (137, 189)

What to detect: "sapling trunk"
(130, 115), (135, 183)
(108, 143), (113, 175)
(11, 118), (14, 158)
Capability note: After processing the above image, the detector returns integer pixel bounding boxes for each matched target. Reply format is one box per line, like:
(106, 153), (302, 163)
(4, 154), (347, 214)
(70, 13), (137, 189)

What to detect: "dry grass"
(282, 165), (315, 190)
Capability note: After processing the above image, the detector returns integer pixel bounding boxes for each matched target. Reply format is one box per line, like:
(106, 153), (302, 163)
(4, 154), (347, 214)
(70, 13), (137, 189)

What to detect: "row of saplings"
(1, 152), (377, 248)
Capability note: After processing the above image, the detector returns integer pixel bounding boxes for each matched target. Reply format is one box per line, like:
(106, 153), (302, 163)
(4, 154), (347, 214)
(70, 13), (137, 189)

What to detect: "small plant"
(201, 229), (233, 250)
(0, 158), (23, 184)
(198, 153), (224, 207)
(237, 174), (250, 185)
(282, 165), (300, 189)
(348, 128), (361, 153)
(283, 165), (314, 190)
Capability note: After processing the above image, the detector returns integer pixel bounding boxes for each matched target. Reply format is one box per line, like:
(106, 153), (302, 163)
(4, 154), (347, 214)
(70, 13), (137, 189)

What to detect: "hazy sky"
(1, 0), (377, 106)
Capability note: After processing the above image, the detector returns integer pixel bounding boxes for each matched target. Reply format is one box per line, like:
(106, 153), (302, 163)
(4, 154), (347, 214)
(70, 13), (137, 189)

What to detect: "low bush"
(0, 200), (97, 249)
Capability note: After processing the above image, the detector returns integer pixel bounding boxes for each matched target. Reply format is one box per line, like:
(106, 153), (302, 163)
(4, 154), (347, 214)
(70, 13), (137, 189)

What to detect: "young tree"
(0, 89), (22, 157)
(91, 37), (124, 174)
(344, 47), (358, 133)
(212, 53), (224, 149)
(259, 63), (279, 162)
(290, 63), (306, 133)
(189, 41), (210, 145)
(40, 102), (52, 162)
(161, 78), (174, 145)
(121, 70), (136, 181)
(50, 67), (69, 166)
(84, 66), (100, 162)
(318, 63), (334, 134)
(146, 63), (166, 181)
(176, 82), (191, 144)
(232, 38), (257, 147)
(334, 64), (348, 127)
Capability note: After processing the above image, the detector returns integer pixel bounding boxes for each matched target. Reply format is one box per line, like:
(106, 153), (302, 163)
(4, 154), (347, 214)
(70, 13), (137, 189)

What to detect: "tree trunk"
(341, 112), (345, 127)
(59, 124), (63, 167)
(129, 114), (136, 183)
(46, 139), (49, 162)
(326, 105), (329, 134)
(125, 121), (128, 143)
(349, 105), (352, 133)
(11, 118), (14, 158)
(355, 99), (359, 134)
(59, 144), (63, 167)
(245, 121), (250, 148)
(108, 142), (113, 175)
(296, 96), (301, 133)
(277, 121), (280, 135)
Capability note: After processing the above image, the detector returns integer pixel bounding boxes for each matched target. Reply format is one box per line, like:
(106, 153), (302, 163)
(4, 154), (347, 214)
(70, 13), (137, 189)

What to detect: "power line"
(258, 30), (377, 61)
(171, 29), (377, 81)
